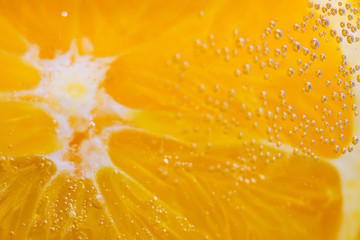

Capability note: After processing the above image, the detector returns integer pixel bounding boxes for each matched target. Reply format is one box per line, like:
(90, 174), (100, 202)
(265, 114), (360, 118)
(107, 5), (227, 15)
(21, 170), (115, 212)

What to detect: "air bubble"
(243, 64), (251, 74)
(321, 96), (327, 103)
(332, 92), (338, 100)
(288, 68), (294, 77)
(237, 38), (245, 48)
(347, 35), (354, 44)
(293, 42), (301, 52)
(92, 194), (105, 209)
(305, 82), (312, 92)
(293, 148), (299, 155)
(352, 136), (359, 145)
(274, 29), (283, 39)
(279, 90), (286, 99)
(316, 70), (322, 78)
(330, 29), (337, 37)
(61, 11), (68, 17)
(310, 38), (320, 50)
(321, 18), (329, 28)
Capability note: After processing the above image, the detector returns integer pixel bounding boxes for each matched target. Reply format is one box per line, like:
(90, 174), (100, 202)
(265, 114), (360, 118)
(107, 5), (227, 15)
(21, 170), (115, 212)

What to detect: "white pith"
(18, 40), (133, 178)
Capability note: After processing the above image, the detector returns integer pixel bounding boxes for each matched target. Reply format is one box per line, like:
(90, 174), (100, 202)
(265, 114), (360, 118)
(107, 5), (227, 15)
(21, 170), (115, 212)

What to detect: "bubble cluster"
(163, 0), (360, 177)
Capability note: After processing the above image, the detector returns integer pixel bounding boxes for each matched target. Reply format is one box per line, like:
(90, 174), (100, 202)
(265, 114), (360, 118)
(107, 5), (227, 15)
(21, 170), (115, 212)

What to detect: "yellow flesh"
(0, 0), (360, 239)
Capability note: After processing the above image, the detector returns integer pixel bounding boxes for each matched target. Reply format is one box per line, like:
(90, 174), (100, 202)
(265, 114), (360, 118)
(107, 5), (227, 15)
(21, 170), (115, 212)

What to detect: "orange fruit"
(0, 0), (359, 239)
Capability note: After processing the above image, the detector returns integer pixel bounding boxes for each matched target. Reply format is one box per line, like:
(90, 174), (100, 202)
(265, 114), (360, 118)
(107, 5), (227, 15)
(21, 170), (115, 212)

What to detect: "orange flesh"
(0, 0), (360, 239)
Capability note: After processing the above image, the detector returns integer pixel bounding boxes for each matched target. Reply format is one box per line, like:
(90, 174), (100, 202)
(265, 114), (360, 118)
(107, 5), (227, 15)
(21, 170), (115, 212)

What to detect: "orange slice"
(0, 0), (359, 239)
